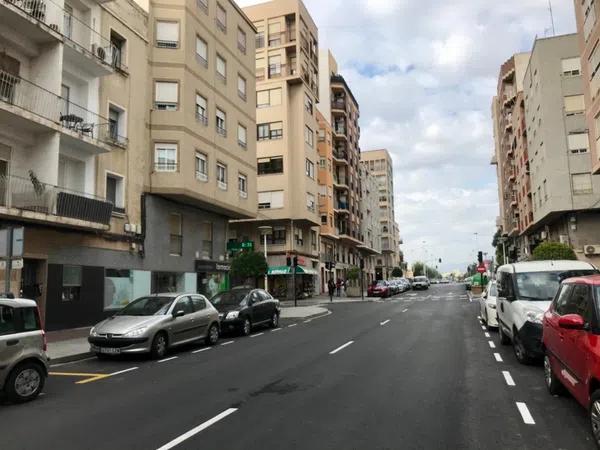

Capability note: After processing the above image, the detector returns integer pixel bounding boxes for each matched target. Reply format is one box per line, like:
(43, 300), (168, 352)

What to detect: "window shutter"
(568, 133), (589, 150)
(196, 37), (207, 58)
(271, 191), (284, 208)
(561, 57), (581, 73)
(155, 82), (178, 102)
(157, 21), (179, 42)
(564, 95), (585, 112)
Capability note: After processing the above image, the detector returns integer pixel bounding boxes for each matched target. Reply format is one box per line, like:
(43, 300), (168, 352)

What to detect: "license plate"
(99, 347), (121, 354)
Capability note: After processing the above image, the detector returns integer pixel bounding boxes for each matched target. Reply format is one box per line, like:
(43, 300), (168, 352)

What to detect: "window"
(201, 222), (212, 259)
(257, 122), (283, 140)
(568, 132), (589, 153)
(169, 213), (182, 256)
(106, 173), (125, 213)
(21, 307), (40, 332)
(154, 142), (177, 171)
(238, 124), (247, 148)
(258, 190), (284, 209)
(563, 284), (593, 322)
(305, 159), (315, 179)
(268, 54), (282, 77)
(564, 95), (585, 115)
(108, 105), (126, 144)
(268, 21), (281, 46)
(61, 84), (70, 115)
(0, 305), (15, 336)
(195, 152), (208, 182)
(196, 36), (208, 67)
(237, 27), (246, 53)
(196, 94), (208, 125)
(216, 3), (227, 32)
(238, 173), (247, 198)
(306, 193), (315, 212)
(305, 125), (314, 147)
(191, 295), (207, 311)
(257, 156), (283, 175)
(321, 215), (327, 225)
(216, 108), (226, 136)
(572, 173), (593, 194)
(256, 25), (265, 49)
(257, 88), (282, 108)
(156, 21), (179, 48)
(110, 30), (127, 71)
(238, 74), (247, 101)
(154, 81), (178, 110)
(584, 0), (597, 41)
(295, 228), (303, 246)
(64, 4), (73, 38)
(216, 54), (227, 82)
(304, 93), (313, 114)
(62, 265), (82, 302)
(543, 179), (548, 201)
(217, 163), (227, 189)
(267, 226), (286, 245)
(311, 230), (317, 250)
(561, 57), (581, 76)
(197, 0), (208, 13)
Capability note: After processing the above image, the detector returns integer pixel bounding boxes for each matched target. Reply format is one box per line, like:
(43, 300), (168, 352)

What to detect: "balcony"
(333, 176), (349, 190)
(267, 31), (295, 47)
(332, 149), (348, 164)
(0, 0), (62, 44)
(0, 70), (126, 152)
(0, 173), (113, 229)
(268, 63), (298, 79)
(333, 124), (347, 138)
(331, 98), (346, 112)
(334, 201), (349, 213)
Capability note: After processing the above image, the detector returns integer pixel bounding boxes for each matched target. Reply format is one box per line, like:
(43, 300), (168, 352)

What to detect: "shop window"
(62, 265), (82, 302)
(104, 269), (134, 310)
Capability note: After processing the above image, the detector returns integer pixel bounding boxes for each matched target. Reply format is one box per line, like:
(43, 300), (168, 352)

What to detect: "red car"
(368, 281), (391, 298)
(542, 274), (600, 446)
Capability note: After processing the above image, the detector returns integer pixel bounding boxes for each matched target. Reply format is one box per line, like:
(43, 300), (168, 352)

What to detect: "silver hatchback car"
(89, 293), (220, 359)
(0, 297), (49, 402)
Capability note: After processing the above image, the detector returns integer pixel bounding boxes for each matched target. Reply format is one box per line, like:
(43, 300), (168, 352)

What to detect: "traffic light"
(477, 251), (483, 264)
(286, 256), (292, 267)
(438, 258), (442, 264)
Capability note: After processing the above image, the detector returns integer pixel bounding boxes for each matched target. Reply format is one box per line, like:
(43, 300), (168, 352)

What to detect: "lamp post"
(258, 226), (273, 292)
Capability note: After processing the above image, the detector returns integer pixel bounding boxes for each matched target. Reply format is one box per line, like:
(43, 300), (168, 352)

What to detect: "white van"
(496, 260), (598, 364)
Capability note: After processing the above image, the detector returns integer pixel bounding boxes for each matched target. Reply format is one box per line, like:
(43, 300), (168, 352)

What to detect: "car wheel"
(590, 390), (600, 448)
(269, 311), (279, 328)
(241, 317), (252, 336)
(5, 361), (45, 403)
(499, 323), (510, 345)
(544, 354), (564, 396)
(205, 323), (219, 346)
(150, 332), (168, 359)
(513, 331), (532, 365)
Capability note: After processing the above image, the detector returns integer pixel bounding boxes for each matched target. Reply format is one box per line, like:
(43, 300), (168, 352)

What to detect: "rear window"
(21, 307), (41, 332)
(415, 277), (427, 282)
(0, 305), (16, 336)
(0, 305), (40, 335)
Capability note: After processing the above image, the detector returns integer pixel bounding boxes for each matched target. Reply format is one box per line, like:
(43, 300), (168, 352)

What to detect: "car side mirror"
(558, 314), (586, 330)
(481, 292), (487, 299)
(173, 310), (185, 318)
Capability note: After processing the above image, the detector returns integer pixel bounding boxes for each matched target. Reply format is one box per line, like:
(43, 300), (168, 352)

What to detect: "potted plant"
(345, 265), (361, 297)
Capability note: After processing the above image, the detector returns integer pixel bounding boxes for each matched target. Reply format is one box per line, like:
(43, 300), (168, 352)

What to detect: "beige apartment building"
(229, 0), (321, 299)
(359, 162), (382, 284)
(574, 0), (600, 173)
(360, 149), (401, 279)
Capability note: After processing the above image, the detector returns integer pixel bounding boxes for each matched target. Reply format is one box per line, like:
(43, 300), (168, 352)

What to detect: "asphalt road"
(1, 284), (596, 449)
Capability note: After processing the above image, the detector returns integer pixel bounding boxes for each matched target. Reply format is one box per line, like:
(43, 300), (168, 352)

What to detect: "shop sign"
(227, 241), (254, 252)
(195, 260), (231, 272)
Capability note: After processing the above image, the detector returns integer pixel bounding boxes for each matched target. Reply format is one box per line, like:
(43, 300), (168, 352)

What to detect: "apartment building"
(360, 149), (401, 279)
(229, 0), (321, 299)
(491, 52), (531, 260)
(574, 0), (600, 173)
(523, 34), (600, 264)
(359, 162), (382, 284)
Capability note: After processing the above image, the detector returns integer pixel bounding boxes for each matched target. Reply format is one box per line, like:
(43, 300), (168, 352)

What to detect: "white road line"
(220, 341), (235, 346)
(502, 371), (516, 386)
(494, 353), (503, 362)
(108, 367), (138, 377)
(250, 332), (264, 338)
(304, 319), (312, 323)
(192, 347), (212, 354)
(288, 323), (297, 328)
(516, 402), (535, 425)
(402, 308), (409, 312)
(484, 332), (490, 338)
(477, 316), (482, 320)
(481, 326), (486, 330)
(271, 328), (282, 332)
(158, 356), (178, 363)
(380, 319), (390, 326)
(488, 341), (496, 349)
(156, 408), (238, 450)
(329, 340), (354, 355)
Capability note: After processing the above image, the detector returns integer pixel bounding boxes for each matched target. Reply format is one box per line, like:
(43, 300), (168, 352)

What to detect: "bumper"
(219, 317), (244, 332)
(413, 284), (427, 289)
(518, 321), (544, 358)
(485, 305), (498, 327)
(88, 336), (150, 354)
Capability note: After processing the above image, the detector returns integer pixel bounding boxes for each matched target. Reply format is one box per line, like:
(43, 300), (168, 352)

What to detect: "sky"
(237, 0), (577, 273)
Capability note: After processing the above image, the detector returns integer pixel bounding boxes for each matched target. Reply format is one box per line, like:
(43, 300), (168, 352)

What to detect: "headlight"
(525, 310), (543, 324)
(90, 327), (98, 337)
(124, 326), (148, 337)
(226, 311), (239, 320)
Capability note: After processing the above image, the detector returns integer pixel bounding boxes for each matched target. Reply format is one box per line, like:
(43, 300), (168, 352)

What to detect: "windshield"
(515, 270), (597, 301)
(116, 296), (174, 316)
(211, 290), (249, 306)
(415, 277), (427, 282)
(376, 281), (387, 286)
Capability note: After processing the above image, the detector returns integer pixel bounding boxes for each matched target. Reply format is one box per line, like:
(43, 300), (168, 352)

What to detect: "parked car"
(496, 260), (598, 364)
(211, 287), (280, 336)
(89, 293), (220, 359)
(0, 297), (49, 402)
(465, 277), (472, 291)
(413, 276), (430, 290)
(398, 279), (410, 292)
(368, 281), (391, 298)
(388, 280), (401, 295)
(479, 281), (498, 329)
(542, 274), (600, 447)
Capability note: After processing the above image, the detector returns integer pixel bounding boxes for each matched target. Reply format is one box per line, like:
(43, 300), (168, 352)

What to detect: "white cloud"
(432, 33), (473, 69)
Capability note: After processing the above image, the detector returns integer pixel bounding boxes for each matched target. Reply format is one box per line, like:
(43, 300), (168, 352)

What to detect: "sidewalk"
(280, 292), (374, 307)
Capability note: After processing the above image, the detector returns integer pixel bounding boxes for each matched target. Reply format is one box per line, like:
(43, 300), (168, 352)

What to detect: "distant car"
(0, 297), (49, 402)
(413, 276), (429, 290)
(479, 281), (498, 329)
(388, 280), (402, 295)
(89, 293), (220, 359)
(211, 287), (280, 336)
(398, 279), (410, 292)
(465, 278), (472, 291)
(368, 281), (391, 298)
(542, 275), (600, 447)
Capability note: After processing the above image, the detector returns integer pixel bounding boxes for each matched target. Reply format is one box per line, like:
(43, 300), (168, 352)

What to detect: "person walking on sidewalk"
(336, 278), (342, 297)
(327, 278), (336, 302)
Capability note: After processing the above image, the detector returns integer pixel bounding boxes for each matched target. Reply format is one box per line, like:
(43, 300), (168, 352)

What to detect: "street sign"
(226, 240), (254, 252)
(477, 265), (486, 274)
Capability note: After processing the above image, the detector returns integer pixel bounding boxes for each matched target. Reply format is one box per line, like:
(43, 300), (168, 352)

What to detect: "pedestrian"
(327, 278), (336, 302)
(336, 278), (342, 297)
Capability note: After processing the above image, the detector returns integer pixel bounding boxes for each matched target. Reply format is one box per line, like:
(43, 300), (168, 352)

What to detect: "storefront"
(196, 260), (231, 299)
(267, 266), (318, 300)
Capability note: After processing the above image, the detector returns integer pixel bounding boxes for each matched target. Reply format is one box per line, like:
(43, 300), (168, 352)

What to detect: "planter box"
(346, 286), (361, 297)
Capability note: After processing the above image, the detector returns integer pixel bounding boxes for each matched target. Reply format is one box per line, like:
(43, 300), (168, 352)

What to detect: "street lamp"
(258, 225), (273, 292)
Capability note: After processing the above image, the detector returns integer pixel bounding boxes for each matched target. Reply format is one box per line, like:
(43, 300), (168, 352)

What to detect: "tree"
(413, 261), (425, 276)
(346, 266), (360, 283)
(230, 251), (268, 287)
(391, 267), (403, 278)
(531, 241), (577, 261)
(492, 228), (505, 266)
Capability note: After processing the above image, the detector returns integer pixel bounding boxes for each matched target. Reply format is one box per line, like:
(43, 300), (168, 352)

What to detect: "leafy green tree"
(413, 261), (425, 276)
(347, 266), (360, 281)
(391, 267), (403, 277)
(230, 251), (269, 286)
(531, 242), (577, 261)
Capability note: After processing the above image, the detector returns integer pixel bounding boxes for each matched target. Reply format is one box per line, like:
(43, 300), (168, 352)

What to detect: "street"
(1, 284), (596, 450)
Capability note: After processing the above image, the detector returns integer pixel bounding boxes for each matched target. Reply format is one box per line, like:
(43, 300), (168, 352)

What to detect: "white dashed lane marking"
(502, 371), (516, 386)
(488, 341), (496, 349)
(494, 353), (503, 362)
(330, 341), (354, 355)
(158, 356), (178, 363)
(380, 319), (390, 326)
(516, 402), (535, 425)
(220, 341), (235, 346)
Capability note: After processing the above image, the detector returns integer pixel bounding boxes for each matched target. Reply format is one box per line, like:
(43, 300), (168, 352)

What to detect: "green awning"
(267, 266), (318, 276)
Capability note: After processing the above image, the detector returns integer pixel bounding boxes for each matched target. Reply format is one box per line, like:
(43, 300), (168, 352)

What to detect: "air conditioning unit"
(559, 235), (569, 245)
(584, 245), (600, 255)
(124, 223), (133, 233)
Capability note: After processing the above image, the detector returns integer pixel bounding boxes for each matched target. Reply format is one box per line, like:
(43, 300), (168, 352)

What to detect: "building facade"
(358, 162), (381, 284)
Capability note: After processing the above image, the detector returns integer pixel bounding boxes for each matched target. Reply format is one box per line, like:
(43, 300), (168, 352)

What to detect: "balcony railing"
(333, 125), (346, 136)
(268, 31), (295, 47)
(268, 64), (297, 79)
(0, 173), (113, 225)
(332, 99), (346, 110)
(0, 70), (127, 147)
(2, 0), (117, 68)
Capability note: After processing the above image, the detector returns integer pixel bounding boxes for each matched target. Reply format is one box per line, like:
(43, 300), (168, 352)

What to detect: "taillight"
(42, 330), (47, 352)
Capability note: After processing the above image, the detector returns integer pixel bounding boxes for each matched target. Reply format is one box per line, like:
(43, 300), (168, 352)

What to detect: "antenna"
(548, 0), (556, 36)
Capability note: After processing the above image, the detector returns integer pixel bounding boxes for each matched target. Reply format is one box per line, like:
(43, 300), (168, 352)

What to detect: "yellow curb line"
(49, 371), (111, 384)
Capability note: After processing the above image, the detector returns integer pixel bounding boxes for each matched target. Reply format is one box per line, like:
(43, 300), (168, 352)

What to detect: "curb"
(280, 308), (332, 322)
(49, 351), (94, 365)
